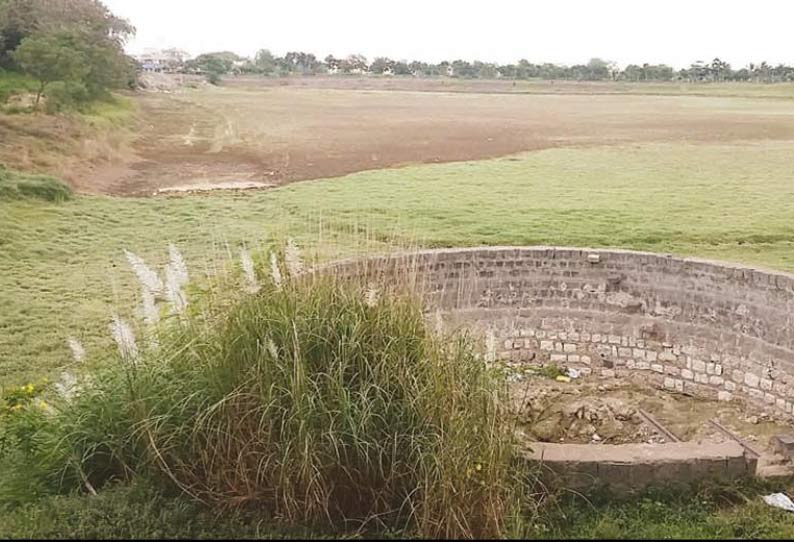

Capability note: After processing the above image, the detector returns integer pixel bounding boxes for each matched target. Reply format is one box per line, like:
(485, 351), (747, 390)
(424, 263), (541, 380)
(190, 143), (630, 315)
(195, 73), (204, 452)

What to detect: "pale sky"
(104, 0), (794, 69)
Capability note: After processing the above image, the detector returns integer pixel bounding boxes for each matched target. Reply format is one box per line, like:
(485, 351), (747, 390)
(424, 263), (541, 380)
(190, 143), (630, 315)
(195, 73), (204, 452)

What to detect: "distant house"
(136, 48), (191, 73)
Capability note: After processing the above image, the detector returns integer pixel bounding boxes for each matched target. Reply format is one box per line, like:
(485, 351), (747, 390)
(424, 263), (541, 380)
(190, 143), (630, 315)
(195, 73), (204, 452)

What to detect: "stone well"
(321, 246), (794, 490)
(325, 246), (794, 417)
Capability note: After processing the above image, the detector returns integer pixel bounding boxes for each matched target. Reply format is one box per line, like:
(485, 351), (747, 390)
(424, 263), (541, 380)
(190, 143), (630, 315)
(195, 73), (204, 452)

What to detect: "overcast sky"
(103, 0), (794, 69)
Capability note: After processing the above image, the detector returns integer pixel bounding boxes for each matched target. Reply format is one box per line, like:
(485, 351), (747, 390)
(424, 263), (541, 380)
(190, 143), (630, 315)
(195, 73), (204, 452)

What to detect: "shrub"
(0, 164), (72, 202)
(48, 263), (522, 538)
(44, 81), (90, 113)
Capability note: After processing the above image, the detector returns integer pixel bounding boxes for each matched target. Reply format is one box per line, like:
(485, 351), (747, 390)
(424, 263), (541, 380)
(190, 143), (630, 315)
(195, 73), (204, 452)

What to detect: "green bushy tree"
(12, 32), (88, 107)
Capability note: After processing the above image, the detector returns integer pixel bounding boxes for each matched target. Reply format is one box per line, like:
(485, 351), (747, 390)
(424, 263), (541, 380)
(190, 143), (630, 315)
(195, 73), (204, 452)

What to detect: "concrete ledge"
(526, 441), (758, 492)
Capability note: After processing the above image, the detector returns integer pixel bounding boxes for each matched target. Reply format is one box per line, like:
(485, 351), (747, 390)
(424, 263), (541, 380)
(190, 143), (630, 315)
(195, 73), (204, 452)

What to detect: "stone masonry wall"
(323, 247), (794, 416)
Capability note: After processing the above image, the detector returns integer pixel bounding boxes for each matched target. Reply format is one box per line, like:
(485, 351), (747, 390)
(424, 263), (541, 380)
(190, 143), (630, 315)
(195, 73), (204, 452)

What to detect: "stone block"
(659, 351), (677, 362)
(761, 379), (773, 391)
(718, 391), (733, 402)
(771, 434), (794, 460)
(692, 359), (707, 372)
(651, 364), (664, 374)
(646, 350), (658, 362)
(744, 373), (760, 388)
(709, 376), (724, 386)
(682, 369), (694, 380)
(748, 389), (764, 401)
(563, 343), (577, 353)
(540, 340), (554, 351)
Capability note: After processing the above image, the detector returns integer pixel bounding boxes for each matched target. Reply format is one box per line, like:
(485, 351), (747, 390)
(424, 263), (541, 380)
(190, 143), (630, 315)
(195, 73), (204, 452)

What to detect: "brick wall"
(324, 247), (794, 415)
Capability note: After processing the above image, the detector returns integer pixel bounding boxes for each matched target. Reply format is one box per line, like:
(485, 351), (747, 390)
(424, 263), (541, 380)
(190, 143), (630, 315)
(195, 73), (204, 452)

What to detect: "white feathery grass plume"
(269, 252), (283, 290)
(67, 337), (85, 363)
(364, 284), (380, 308)
(240, 248), (260, 293)
(165, 264), (188, 315)
(124, 250), (164, 296)
(484, 328), (496, 364)
(55, 371), (79, 402)
(266, 337), (279, 360)
(167, 244), (189, 287)
(140, 285), (159, 327)
(434, 309), (444, 336)
(284, 238), (304, 278)
(109, 315), (138, 362)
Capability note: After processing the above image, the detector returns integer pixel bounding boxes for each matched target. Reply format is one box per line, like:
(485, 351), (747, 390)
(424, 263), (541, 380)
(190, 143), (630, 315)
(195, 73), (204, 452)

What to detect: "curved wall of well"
(326, 247), (794, 415)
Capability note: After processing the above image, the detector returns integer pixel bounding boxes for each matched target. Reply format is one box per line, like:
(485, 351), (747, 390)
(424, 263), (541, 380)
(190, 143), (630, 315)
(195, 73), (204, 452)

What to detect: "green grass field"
(3, 138), (794, 539)
(3, 141), (794, 384)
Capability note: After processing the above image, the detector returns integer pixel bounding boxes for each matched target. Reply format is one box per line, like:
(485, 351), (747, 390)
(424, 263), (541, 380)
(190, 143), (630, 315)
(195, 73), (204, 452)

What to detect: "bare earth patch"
(94, 77), (794, 195)
(511, 375), (794, 477)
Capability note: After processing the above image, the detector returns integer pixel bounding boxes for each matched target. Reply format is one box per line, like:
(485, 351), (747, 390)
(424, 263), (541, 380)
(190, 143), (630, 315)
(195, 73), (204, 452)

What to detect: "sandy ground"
(94, 77), (794, 195)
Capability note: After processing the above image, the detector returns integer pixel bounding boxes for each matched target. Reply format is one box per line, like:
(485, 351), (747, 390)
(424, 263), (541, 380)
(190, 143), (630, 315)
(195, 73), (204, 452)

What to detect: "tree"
(709, 57), (731, 81)
(188, 51), (241, 83)
(254, 48), (276, 75)
(392, 61), (411, 75)
(585, 58), (611, 80)
(369, 56), (395, 74)
(340, 54), (367, 73)
(450, 59), (476, 78)
(324, 54), (341, 72)
(13, 32), (88, 107)
(473, 61), (498, 79)
(281, 51), (320, 74)
(0, 0), (133, 67)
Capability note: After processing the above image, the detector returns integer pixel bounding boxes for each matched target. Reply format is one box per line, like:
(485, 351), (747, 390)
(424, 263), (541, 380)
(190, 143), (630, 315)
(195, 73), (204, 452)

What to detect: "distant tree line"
(186, 50), (794, 84)
(0, 0), (135, 110)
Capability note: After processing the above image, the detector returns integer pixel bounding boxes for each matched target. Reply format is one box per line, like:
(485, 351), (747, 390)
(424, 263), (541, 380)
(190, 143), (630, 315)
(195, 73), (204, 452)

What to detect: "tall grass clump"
(0, 165), (72, 202)
(49, 254), (522, 538)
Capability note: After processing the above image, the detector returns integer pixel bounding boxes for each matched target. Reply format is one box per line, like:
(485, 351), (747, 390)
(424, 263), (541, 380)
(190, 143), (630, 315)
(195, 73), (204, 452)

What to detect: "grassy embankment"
(0, 70), (136, 188)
